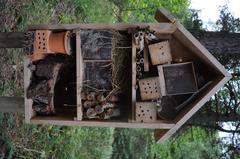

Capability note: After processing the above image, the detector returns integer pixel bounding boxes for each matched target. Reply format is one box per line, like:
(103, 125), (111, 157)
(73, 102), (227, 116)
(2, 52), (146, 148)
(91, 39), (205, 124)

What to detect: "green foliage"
(27, 126), (114, 159)
(184, 9), (203, 30)
(216, 5), (240, 32)
(72, 0), (116, 23)
(112, 128), (154, 159)
(109, 0), (190, 22)
(0, 112), (114, 159)
(151, 127), (221, 159)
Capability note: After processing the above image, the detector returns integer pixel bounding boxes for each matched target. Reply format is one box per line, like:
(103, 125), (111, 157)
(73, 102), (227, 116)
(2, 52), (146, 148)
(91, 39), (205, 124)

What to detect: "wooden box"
(135, 102), (157, 122)
(157, 62), (198, 96)
(148, 41), (172, 65)
(25, 23), (176, 130)
(138, 77), (161, 100)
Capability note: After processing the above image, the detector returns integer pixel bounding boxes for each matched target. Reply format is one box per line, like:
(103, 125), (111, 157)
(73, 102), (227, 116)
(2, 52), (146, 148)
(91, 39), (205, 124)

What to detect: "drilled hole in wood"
(150, 116), (153, 119)
(138, 114), (141, 117)
(141, 120), (143, 122)
(147, 83), (150, 85)
(42, 33), (45, 35)
(38, 33), (40, 35)
(162, 52), (164, 55)
(150, 91), (152, 94)
(141, 110), (144, 113)
(147, 109), (149, 112)
(39, 42), (41, 44)
(38, 36), (40, 39)
(43, 38), (45, 41)
(43, 47), (46, 50)
(143, 113), (145, 116)
(38, 46), (41, 49)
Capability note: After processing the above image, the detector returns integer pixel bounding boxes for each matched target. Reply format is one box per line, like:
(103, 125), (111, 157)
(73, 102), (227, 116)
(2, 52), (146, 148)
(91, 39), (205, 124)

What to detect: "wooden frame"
(23, 10), (231, 143)
(158, 62), (198, 96)
(24, 23), (176, 129)
(75, 30), (83, 121)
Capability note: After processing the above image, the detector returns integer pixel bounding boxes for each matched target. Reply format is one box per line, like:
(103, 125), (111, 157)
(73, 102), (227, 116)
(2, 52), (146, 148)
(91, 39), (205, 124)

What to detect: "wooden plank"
(130, 34), (137, 122)
(155, 8), (177, 23)
(83, 59), (112, 63)
(0, 97), (24, 113)
(24, 58), (35, 123)
(143, 44), (149, 72)
(156, 75), (231, 143)
(154, 129), (169, 142)
(76, 31), (83, 120)
(28, 23), (177, 34)
(0, 32), (25, 48)
(157, 65), (166, 96)
(31, 116), (175, 129)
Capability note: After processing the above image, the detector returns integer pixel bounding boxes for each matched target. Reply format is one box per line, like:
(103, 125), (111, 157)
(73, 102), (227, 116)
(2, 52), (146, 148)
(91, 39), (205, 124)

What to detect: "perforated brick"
(33, 30), (51, 54)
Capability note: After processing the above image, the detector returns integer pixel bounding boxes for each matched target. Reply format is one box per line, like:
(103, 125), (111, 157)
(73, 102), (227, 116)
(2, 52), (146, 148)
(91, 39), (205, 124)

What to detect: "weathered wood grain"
(0, 32), (25, 48)
(0, 97), (24, 113)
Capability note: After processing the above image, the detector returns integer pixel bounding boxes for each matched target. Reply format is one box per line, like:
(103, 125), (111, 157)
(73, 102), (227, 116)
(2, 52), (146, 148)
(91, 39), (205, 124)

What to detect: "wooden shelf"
(76, 30), (83, 121)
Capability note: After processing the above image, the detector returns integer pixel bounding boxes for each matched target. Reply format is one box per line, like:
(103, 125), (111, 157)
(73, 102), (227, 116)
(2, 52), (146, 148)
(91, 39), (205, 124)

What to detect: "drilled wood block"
(139, 77), (161, 100)
(34, 30), (51, 54)
(136, 102), (157, 122)
(148, 41), (172, 65)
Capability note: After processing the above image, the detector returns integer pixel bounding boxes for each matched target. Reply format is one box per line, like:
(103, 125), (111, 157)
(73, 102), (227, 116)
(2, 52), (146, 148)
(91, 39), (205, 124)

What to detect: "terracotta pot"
(49, 31), (70, 55)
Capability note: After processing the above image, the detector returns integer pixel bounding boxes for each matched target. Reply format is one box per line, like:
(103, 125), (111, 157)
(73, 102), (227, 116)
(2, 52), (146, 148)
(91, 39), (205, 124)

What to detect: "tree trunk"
(188, 111), (240, 124)
(189, 30), (240, 55)
(0, 32), (25, 48)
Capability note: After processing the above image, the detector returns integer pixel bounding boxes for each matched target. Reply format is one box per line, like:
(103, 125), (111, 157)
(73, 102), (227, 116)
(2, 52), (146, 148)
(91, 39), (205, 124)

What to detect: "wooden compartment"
(24, 13), (230, 143)
(157, 62), (198, 96)
(25, 23), (176, 129)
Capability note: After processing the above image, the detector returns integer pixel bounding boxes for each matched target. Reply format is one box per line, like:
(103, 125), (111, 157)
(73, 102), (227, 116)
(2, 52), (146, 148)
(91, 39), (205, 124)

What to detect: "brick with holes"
(34, 30), (51, 54)
(148, 41), (172, 65)
(135, 102), (157, 122)
(138, 77), (161, 100)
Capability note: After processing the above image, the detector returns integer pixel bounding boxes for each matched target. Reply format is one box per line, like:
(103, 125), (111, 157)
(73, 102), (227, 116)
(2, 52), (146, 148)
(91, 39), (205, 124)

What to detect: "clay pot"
(49, 31), (70, 55)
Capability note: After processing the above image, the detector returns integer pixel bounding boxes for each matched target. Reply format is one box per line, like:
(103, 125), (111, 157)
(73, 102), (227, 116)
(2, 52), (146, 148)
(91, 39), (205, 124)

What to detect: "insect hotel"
(21, 9), (231, 143)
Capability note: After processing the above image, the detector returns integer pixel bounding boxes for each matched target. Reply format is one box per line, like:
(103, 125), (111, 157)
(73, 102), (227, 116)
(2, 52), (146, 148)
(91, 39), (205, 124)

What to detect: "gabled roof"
(154, 8), (231, 143)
